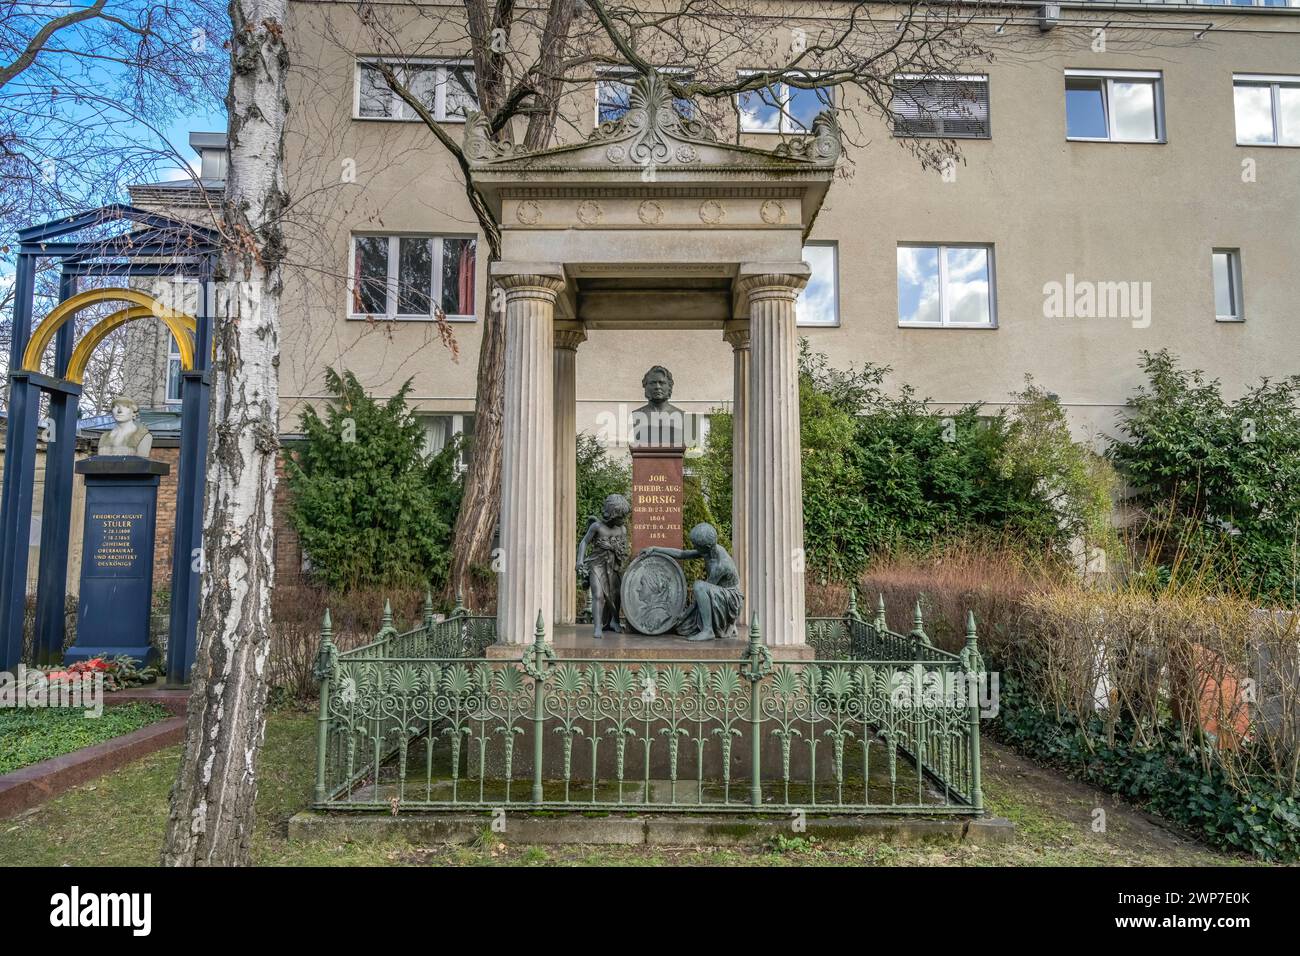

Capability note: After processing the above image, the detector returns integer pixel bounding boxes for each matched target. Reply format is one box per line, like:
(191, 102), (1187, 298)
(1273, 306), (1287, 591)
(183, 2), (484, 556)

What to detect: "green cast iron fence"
(312, 592), (986, 815)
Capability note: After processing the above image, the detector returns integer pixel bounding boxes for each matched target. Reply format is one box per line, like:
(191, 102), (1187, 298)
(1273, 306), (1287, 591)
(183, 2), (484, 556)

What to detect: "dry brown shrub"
(267, 583), (492, 701)
(854, 536), (1064, 655)
(812, 534), (1298, 793)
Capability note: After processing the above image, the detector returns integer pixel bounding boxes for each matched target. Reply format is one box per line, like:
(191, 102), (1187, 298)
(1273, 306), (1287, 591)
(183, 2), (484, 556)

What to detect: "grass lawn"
(0, 709), (1259, 867)
(0, 702), (171, 775)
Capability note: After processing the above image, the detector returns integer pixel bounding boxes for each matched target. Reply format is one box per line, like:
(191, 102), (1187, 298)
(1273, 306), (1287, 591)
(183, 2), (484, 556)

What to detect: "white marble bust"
(97, 396), (153, 458)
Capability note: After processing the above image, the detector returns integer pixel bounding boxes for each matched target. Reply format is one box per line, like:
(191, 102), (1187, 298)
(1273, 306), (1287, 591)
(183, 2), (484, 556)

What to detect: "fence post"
(423, 586), (435, 630)
(962, 611), (985, 813)
(313, 608), (335, 805)
(910, 600), (930, 645)
(874, 593), (887, 632)
(741, 613), (772, 809)
(527, 610), (551, 805)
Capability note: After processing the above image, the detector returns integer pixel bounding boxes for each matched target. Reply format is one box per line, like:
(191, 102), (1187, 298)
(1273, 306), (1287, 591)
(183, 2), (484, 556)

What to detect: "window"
(1200, 0), (1298, 6)
(892, 75), (990, 138)
(1233, 75), (1300, 146)
(596, 67), (692, 125)
(797, 243), (839, 327)
(349, 235), (477, 319)
(1065, 70), (1163, 143)
(421, 413), (474, 470)
(737, 72), (832, 133)
(897, 244), (996, 328)
(1212, 249), (1244, 322)
(355, 59), (477, 122)
(166, 334), (182, 403)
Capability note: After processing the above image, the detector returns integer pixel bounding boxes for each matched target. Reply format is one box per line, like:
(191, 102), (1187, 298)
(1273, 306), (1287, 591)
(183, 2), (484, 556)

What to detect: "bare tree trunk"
(161, 0), (288, 867)
(447, 287), (504, 602)
(445, 0), (574, 602)
(521, 0), (575, 151)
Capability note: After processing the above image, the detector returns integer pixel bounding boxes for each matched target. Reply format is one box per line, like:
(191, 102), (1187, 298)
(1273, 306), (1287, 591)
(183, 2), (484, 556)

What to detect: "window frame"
(1212, 248), (1245, 323)
(420, 412), (474, 472)
(347, 233), (478, 322)
(896, 242), (998, 330)
(891, 73), (991, 140)
(796, 241), (840, 328)
(353, 57), (476, 123)
(1064, 69), (1166, 144)
(1232, 73), (1300, 147)
(736, 70), (834, 134)
(165, 335), (182, 404)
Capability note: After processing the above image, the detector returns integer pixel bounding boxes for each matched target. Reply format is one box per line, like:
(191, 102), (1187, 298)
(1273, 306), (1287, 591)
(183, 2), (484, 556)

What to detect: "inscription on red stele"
(630, 449), (684, 556)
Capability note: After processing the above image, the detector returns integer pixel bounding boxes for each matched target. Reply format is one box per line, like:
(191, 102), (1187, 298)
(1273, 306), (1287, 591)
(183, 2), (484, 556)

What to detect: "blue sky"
(2, 5), (228, 290)
(156, 108), (229, 182)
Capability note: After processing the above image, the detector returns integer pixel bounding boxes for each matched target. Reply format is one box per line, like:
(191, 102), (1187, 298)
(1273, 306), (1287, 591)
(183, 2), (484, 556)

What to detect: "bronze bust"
(630, 365), (685, 448)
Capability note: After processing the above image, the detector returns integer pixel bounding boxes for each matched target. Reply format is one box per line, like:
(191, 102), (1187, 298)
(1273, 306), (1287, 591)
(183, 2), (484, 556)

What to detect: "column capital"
(555, 321), (587, 351)
(491, 261), (566, 299)
(723, 319), (750, 350)
(736, 262), (810, 301)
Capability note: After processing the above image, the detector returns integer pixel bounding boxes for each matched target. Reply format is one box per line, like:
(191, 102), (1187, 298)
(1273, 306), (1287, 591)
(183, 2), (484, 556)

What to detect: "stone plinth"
(629, 447), (684, 555)
(486, 626), (814, 661)
(65, 457), (170, 666)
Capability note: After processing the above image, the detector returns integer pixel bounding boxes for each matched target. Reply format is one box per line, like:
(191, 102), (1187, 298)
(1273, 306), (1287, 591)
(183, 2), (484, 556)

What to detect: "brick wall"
(273, 449), (304, 586)
(141, 447), (304, 593)
(151, 446), (180, 590)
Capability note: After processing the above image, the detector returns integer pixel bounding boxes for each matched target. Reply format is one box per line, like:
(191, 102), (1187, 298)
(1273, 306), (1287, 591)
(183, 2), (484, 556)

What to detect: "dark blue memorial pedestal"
(63, 457), (170, 667)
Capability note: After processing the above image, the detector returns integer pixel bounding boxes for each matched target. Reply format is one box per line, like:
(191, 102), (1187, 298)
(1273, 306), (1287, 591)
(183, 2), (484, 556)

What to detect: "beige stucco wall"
(0, 440), (88, 596)
(280, 2), (1300, 449)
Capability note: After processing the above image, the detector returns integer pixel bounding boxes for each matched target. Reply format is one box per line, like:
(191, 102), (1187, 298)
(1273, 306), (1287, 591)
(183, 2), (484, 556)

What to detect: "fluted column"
(739, 265), (810, 646)
(553, 322), (586, 626)
(723, 320), (750, 620)
(494, 266), (565, 644)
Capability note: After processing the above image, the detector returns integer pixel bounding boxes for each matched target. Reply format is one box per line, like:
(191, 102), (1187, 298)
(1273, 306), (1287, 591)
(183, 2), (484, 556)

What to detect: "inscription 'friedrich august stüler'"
(91, 511), (142, 569)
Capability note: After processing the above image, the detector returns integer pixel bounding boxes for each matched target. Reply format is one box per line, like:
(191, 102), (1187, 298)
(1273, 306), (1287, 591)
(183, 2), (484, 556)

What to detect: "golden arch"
(21, 287), (196, 386)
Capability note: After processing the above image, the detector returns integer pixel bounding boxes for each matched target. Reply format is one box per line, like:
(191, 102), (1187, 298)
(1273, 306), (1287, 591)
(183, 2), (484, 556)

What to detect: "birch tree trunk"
(161, 0), (288, 867)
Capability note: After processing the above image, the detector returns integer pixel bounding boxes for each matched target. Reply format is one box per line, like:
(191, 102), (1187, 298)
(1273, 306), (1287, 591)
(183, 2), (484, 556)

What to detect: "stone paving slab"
(287, 809), (1013, 847)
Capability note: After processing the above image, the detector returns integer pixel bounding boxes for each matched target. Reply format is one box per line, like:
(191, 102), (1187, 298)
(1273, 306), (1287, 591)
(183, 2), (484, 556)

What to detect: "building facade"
(123, 132), (229, 410)
(134, 3), (1300, 455)
(269, 1), (1299, 458)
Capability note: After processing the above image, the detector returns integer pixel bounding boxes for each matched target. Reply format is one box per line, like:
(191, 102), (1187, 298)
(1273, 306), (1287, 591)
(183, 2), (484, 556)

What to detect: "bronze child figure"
(577, 493), (631, 638)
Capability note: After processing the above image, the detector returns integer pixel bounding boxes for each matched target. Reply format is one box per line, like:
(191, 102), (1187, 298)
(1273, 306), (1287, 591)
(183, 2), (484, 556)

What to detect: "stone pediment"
(465, 71), (841, 174)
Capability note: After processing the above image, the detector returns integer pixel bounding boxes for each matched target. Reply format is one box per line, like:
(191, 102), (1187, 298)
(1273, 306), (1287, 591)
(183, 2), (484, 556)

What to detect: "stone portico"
(468, 73), (840, 651)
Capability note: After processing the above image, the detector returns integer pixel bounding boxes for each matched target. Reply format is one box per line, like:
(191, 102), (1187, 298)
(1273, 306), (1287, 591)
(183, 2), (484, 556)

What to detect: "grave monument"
(629, 365), (685, 558)
(466, 68), (838, 651)
(63, 396), (168, 666)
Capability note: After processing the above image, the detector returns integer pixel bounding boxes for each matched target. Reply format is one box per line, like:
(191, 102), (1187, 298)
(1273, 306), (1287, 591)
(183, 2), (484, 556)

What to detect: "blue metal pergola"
(1, 204), (219, 684)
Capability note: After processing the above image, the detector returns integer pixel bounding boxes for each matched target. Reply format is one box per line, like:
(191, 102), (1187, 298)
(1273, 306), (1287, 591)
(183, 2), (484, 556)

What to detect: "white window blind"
(892, 76), (990, 138)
